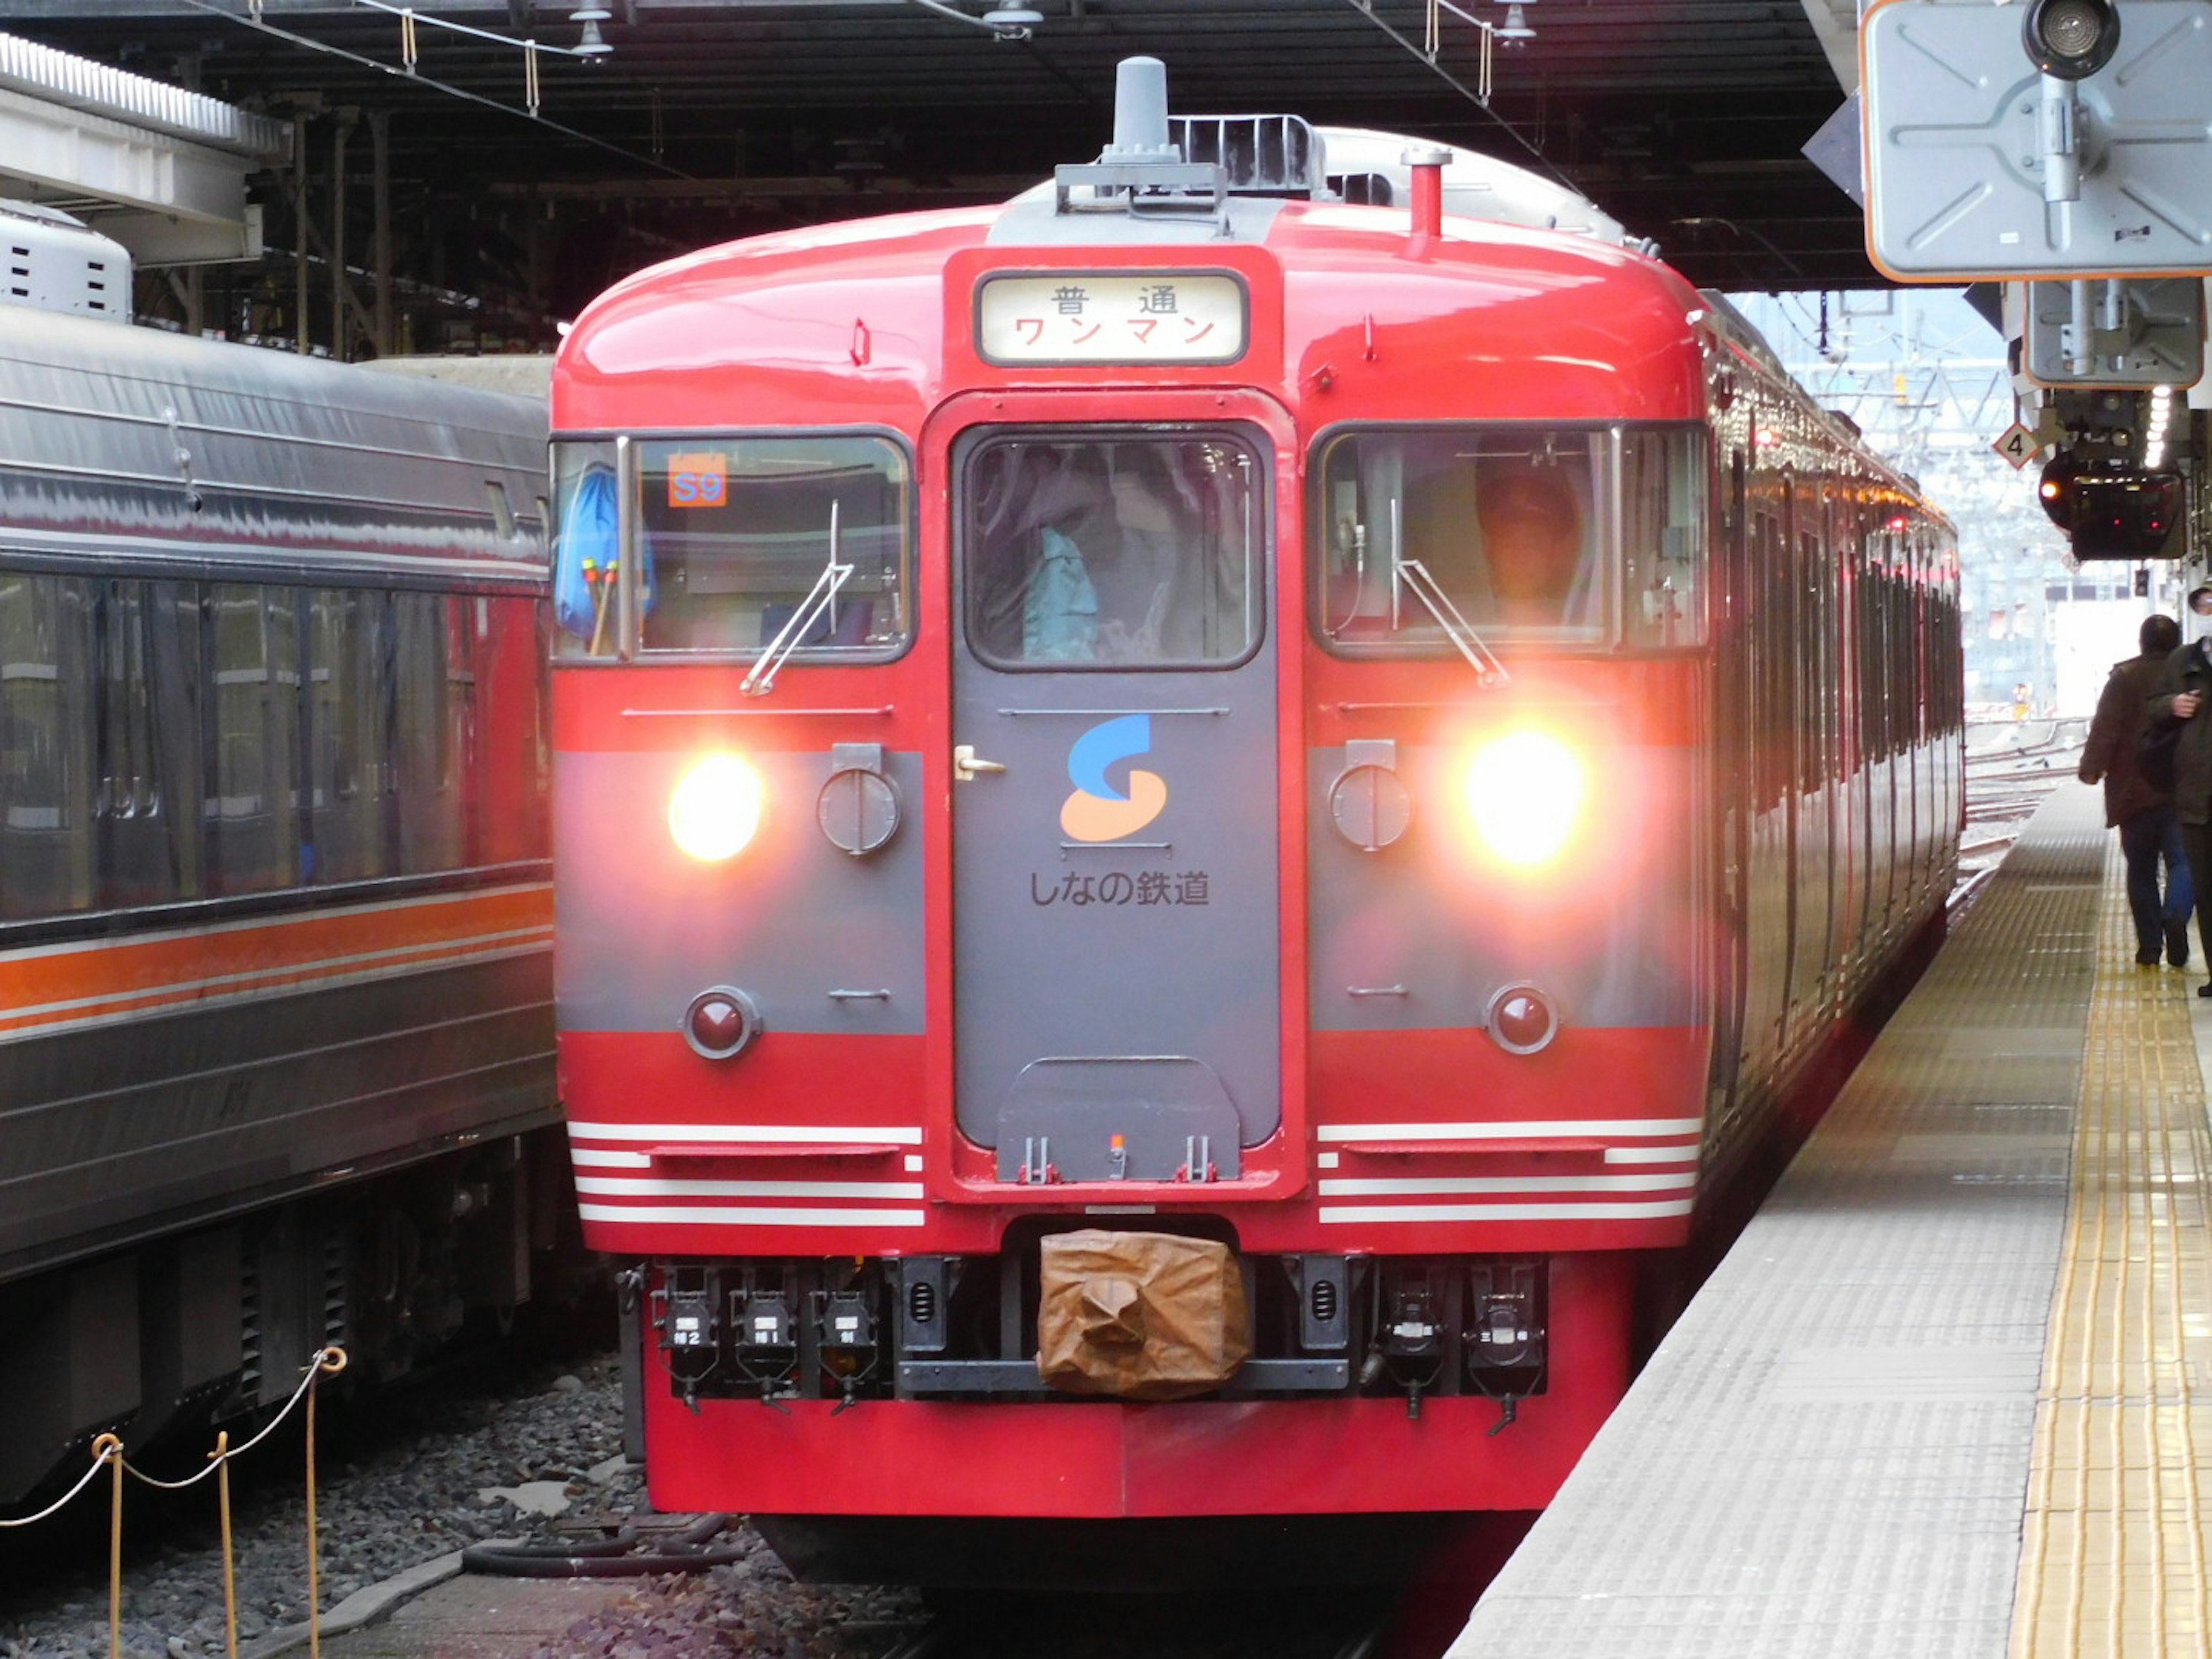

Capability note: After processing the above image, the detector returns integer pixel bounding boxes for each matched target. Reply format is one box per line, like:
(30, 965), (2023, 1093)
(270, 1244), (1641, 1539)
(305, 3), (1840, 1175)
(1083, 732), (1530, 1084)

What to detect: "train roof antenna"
(1106, 56), (1177, 162)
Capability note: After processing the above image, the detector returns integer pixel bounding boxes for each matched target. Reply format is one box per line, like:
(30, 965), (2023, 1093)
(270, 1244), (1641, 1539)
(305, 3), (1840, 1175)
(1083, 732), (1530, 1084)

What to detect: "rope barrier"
(0, 1346), (349, 1659)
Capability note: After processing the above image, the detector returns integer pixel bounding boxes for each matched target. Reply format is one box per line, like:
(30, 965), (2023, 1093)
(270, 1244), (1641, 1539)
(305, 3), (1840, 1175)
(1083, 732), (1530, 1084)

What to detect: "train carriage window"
(1622, 428), (1707, 647)
(97, 581), (187, 909)
(146, 581), (204, 900)
(393, 591), (470, 872)
(964, 431), (1262, 669)
(206, 584), (301, 895)
(0, 573), (96, 919)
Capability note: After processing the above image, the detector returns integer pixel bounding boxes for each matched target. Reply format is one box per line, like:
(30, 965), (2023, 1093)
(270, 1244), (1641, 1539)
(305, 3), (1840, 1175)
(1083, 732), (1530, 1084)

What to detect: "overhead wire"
(1332, 0), (1573, 188)
(175, 0), (695, 180)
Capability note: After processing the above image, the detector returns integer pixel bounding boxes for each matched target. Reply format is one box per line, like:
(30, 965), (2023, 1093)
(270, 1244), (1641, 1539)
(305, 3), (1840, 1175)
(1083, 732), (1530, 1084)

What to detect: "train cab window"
(551, 434), (914, 661)
(963, 432), (1262, 669)
(551, 442), (620, 659)
(0, 573), (96, 919)
(1314, 427), (1607, 654)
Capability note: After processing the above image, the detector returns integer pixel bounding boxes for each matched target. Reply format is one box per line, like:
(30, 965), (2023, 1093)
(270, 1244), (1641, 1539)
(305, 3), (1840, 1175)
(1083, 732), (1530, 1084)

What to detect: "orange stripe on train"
(0, 886), (554, 1029)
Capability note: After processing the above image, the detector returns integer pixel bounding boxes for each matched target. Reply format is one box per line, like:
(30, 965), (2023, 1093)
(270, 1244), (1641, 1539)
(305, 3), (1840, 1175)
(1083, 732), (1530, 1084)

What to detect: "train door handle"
(953, 744), (1007, 780)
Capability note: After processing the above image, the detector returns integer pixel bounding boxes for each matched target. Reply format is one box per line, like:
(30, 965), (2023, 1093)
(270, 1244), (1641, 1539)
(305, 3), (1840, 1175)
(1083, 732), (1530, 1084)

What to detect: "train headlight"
(1463, 732), (1585, 867)
(669, 754), (765, 861)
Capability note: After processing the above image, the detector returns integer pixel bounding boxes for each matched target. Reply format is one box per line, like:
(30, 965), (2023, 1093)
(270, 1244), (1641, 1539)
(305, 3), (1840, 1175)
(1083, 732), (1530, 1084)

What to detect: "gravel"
(0, 1357), (1403, 1659)
(0, 1354), (671, 1659)
(529, 1567), (922, 1659)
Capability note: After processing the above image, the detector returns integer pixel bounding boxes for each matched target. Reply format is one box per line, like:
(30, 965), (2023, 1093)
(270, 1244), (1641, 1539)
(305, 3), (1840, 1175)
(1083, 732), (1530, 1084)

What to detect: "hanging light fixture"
(981, 2), (1043, 40)
(570, 5), (613, 60)
(1495, 0), (1535, 44)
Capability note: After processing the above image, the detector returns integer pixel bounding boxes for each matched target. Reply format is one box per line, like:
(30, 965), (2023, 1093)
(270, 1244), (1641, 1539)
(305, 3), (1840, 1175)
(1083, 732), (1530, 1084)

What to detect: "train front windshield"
(1315, 425), (1703, 651)
(963, 434), (1262, 669)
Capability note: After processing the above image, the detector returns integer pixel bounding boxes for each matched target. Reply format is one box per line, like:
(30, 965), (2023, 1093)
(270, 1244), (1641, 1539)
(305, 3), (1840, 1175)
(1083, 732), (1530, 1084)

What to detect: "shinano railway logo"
(1060, 714), (1167, 843)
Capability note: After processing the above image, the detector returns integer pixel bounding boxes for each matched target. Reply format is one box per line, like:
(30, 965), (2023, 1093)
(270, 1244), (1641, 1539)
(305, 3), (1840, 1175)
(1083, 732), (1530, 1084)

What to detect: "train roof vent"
(1171, 113), (1326, 199)
(0, 199), (131, 322)
(1329, 172), (1395, 206)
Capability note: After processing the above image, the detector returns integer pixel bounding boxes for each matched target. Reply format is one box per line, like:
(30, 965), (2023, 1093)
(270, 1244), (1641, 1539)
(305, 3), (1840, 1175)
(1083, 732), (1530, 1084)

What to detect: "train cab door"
(948, 416), (1281, 1185)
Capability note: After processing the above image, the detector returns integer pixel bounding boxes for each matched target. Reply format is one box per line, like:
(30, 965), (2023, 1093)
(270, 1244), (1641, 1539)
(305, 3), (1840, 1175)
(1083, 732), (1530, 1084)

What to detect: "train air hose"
(461, 1511), (747, 1577)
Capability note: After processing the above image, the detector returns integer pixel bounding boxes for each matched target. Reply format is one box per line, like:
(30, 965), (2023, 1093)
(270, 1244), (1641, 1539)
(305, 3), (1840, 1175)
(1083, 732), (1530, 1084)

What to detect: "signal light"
(2023, 0), (2119, 79)
(2036, 454), (2083, 531)
(2039, 458), (2185, 560)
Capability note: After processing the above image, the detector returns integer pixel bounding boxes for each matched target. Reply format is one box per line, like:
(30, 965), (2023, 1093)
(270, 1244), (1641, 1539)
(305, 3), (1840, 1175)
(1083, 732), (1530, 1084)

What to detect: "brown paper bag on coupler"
(1036, 1229), (1252, 1401)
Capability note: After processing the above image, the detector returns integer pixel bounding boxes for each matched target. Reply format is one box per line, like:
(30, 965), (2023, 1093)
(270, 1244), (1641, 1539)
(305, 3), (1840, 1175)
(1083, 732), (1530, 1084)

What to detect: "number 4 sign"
(1993, 422), (2041, 471)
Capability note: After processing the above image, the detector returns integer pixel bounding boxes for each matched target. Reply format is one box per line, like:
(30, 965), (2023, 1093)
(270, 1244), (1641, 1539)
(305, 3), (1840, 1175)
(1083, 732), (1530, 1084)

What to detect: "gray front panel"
(1308, 742), (1700, 1032)
(952, 668), (1279, 1179)
(555, 748), (925, 1036)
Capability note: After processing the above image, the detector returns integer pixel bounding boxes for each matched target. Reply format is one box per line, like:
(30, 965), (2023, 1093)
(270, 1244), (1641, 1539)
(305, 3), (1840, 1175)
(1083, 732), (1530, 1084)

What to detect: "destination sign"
(976, 272), (1247, 366)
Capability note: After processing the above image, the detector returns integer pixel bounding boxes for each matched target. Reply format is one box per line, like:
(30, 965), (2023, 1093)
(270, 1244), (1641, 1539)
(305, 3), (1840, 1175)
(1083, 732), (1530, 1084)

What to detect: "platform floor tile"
(1452, 787), (2111, 1659)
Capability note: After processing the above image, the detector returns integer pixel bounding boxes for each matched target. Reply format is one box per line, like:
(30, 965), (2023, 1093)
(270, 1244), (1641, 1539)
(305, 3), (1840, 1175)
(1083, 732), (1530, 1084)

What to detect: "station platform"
(1453, 784), (2212, 1659)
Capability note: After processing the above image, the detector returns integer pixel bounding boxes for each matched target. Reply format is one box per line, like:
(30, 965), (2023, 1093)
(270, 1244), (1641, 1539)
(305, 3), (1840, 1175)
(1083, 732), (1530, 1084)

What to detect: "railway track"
(1956, 718), (2089, 908)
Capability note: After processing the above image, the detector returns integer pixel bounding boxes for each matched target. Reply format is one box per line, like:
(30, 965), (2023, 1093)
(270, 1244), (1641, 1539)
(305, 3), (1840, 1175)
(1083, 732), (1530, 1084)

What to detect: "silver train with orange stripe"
(0, 304), (565, 1506)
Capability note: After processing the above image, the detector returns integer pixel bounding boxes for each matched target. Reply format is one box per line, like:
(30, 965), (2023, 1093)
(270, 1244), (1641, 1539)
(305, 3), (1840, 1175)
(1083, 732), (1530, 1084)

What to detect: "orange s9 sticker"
(668, 452), (726, 508)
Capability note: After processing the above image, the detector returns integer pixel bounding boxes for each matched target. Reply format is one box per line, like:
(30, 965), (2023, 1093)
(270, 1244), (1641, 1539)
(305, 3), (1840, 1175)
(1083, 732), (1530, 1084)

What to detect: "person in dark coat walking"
(2146, 590), (2212, 992)
(2082, 612), (2190, 966)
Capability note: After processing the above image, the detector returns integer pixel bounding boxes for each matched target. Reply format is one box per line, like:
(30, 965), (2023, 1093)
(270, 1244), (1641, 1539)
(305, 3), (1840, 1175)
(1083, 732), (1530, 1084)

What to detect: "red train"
(550, 60), (1961, 1580)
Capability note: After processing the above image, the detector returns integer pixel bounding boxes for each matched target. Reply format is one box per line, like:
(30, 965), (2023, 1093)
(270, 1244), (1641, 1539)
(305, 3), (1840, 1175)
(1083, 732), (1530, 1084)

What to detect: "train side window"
(551, 442), (620, 659)
(0, 572), (96, 919)
(97, 580), (186, 909)
(146, 581), (205, 900)
(393, 590), (469, 872)
(473, 594), (548, 867)
(964, 431), (1261, 669)
(206, 583), (301, 895)
(309, 589), (393, 884)
(1621, 428), (1707, 647)
(1313, 426), (1608, 656)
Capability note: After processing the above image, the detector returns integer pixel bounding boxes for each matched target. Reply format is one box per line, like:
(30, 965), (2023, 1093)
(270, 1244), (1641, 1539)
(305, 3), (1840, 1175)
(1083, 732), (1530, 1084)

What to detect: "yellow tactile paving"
(2012, 849), (2212, 1659)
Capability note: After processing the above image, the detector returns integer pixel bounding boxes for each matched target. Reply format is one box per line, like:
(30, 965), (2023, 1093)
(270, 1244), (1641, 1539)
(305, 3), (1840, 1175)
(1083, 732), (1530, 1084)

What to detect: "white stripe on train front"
(575, 1176), (925, 1200)
(1604, 1143), (1700, 1165)
(1317, 1198), (1697, 1224)
(1318, 1171), (1698, 1197)
(566, 1121), (923, 1146)
(1314, 1118), (1702, 1143)
(578, 1203), (927, 1227)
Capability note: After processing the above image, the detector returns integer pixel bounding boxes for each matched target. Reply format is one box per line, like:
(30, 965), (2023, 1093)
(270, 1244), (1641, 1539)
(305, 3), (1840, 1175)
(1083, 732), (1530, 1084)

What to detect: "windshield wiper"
(1390, 497), (1508, 686)
(743, 499), (853, 697)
